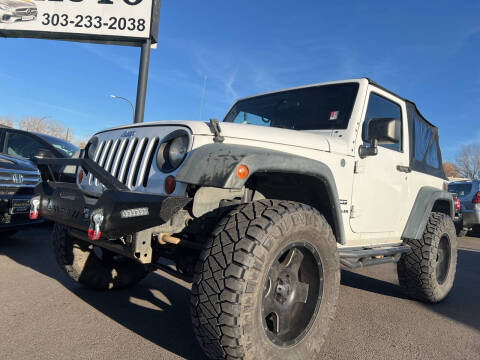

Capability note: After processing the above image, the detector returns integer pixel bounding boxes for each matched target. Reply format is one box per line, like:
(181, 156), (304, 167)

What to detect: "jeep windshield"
(223, 82), (359, 130)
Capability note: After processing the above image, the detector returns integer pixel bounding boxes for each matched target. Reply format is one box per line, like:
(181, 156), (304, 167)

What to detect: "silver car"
(0, 0), (37, 24)
(448, 179), (480, 233)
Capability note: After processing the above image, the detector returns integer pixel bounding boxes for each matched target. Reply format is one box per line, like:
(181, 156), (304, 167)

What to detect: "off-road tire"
(52, 223), (148, 290)
(455, 220), (467, 237)
(191, 200), (340, 360)
(397, 212), (457, 303)
(456, 225), (467, 237)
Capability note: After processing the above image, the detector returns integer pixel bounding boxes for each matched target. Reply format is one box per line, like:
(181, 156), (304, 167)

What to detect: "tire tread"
(397, 212), (457, 303)
(191, 200), (339, 359)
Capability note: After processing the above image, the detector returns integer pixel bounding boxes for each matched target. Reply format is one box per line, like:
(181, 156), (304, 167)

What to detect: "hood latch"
(208, 118), (225, 143)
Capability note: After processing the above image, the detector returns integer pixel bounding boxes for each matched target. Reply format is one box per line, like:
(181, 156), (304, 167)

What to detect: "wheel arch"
(247, 171), (344, 244)
(176, 143), (345, 244)
(402, 186), (454, 240)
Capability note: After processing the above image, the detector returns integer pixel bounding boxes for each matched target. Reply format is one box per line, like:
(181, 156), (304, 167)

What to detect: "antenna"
(199, 75), (207, 120)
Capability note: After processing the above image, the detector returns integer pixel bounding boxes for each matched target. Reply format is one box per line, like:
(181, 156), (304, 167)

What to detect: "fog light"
(164, 175), (176, 194)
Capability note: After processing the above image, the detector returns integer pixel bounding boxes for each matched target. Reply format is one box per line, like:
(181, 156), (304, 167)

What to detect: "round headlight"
(168, 136), (188, 168)
(156, 131), (190, 172)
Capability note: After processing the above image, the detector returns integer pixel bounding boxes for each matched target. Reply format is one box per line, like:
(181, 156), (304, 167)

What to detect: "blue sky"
(1, 0), (479, 160)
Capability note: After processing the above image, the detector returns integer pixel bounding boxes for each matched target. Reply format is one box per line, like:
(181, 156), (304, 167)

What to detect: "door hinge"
(350, 205), (361, 218)
(354, 161), (364, 174)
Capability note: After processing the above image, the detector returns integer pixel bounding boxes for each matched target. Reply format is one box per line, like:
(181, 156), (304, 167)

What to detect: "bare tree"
(19, 116), (73, 141)
(0, 116), (14, 127)
(455, 144), (480, 179)
(442, 161), (460, 178)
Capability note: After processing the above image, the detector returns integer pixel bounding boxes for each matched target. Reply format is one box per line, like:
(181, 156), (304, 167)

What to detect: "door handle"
(396, 165), (411, 173)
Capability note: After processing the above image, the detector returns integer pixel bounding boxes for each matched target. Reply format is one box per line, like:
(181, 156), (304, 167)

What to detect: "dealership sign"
(0, 0), (160, 46)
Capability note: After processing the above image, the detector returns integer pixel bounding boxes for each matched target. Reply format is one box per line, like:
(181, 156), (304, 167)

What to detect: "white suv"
(33, 78), (457, 360)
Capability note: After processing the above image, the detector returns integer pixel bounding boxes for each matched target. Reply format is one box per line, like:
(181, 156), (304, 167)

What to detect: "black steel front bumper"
(34, 158), (191, 239)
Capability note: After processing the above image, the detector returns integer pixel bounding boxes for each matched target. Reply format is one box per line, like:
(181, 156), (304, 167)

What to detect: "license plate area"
(22, 15), (35, 21)
(11, 199), (30, 214)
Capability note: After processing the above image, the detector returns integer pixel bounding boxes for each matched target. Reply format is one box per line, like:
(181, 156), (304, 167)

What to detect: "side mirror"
(368, 117), (400, 144)
(359, 117), (400, 158)
(34, 149), (55, 159)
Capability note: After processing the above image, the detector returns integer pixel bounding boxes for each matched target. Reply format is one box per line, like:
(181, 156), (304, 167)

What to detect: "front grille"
(15, 8), (37, 16)
(0, 171), (39, 188)
(0, 187), (34, 195)
(89, 137), (159, 189)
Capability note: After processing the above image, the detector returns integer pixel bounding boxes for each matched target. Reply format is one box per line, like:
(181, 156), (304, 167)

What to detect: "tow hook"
(29, 198), (40, 220)
(88, 212), (104, 240)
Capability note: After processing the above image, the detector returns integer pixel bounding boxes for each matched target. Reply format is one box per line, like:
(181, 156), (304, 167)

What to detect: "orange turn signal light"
(164, 175), (176, 194)
(236, 164), (249, 180)
(78, 169), (84, 183)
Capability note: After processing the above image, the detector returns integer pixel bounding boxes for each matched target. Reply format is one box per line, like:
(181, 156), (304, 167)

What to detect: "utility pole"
(134, 38), (152, 123)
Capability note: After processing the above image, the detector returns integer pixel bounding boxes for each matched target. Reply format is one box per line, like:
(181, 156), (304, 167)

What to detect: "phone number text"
(41, 13), (146, 31)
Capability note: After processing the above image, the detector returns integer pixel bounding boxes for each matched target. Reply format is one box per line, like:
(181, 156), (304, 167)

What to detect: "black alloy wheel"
(436, 235), (451, 284)
(262, 242), (323, 347)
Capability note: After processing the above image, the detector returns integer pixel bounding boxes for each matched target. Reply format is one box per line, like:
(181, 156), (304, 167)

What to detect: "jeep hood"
(101, 120), (349, 154)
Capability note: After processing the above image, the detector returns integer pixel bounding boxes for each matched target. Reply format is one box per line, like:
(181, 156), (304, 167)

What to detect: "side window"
(232, 111), (271, 127)
(362, 93), (402, 152)
(414, 113), (440, 169)
(5, 132), (44, 159)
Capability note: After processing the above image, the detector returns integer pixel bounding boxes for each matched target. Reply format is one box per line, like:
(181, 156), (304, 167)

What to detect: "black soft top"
(367, 78), (446, 179)
(405, 102), (446, 179)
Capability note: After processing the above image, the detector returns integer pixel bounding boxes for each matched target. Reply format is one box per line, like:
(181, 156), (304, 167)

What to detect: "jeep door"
(350, 87), (409, 234)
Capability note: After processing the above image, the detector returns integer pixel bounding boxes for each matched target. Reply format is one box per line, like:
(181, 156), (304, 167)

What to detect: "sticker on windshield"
(329, 111), (339, 120)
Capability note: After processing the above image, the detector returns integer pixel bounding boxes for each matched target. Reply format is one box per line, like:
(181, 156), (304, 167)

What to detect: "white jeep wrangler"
(33, 78), (456, 360)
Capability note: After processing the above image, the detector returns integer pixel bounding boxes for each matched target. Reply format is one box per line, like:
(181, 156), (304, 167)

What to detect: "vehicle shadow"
(340, 248), (480, 332)
(1, 226), (206, 360)
(341, 269), (409, 299)
(3, 227), (479, 357)
(69, 273), (206, 360)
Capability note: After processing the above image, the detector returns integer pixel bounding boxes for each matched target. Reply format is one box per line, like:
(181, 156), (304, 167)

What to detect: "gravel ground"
(0, 225), (479, 360)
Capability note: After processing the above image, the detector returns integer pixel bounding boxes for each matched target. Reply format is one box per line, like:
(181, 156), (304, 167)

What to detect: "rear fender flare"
(402, 186), (454, 240)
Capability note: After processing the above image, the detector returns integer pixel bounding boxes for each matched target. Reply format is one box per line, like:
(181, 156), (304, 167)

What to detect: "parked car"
(0, 0), (38, 24)
(448, 179), (480, 235)
(0, 153), (41, 237)
(451, 192), (463, 235)
(33, 78), (457, 360)
(0, 126), (79, 181)
(0, 126), (78, 161)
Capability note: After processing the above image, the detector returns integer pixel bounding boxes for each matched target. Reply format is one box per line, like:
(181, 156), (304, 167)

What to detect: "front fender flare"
(176, 143), (345, 244)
